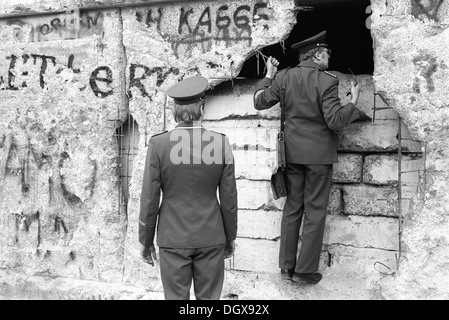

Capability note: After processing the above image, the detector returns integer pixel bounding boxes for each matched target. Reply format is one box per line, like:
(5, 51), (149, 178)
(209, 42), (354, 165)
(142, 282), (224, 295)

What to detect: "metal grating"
(372, 91), (425, 273)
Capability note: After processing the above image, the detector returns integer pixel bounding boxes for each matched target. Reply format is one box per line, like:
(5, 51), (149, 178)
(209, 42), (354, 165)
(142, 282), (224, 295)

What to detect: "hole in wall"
(239, 0), (373, 78)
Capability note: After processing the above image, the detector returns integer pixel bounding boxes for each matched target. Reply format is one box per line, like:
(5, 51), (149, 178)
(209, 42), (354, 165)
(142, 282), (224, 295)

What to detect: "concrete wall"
(0, 0), (298, 298)
(370, 0), (449, 299)
(0, 0), (447, 300)
(0, 7), (128, 283)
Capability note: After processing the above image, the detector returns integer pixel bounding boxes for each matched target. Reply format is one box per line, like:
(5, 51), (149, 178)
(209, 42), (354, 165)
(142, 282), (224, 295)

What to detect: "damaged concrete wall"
(0, 8), (128, 282)
(0, 0), (298, 298)
(0, 0), (446, 300)
(371, 0), (449, 299)
(119, 0), (297, 290)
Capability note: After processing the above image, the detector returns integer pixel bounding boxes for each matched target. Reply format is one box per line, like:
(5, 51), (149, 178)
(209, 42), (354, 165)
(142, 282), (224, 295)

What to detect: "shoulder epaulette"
(323, 70), (337, 78)
(150, 131), (167, 138)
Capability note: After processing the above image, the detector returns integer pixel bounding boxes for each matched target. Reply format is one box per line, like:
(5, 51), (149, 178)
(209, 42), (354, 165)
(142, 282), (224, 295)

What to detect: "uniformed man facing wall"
(253, 31), (368, 284)
(139, 76), (238, 300)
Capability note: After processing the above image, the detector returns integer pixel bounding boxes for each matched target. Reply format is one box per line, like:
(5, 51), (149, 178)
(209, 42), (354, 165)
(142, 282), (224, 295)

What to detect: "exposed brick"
(363, 154), (424, 187)
(363, 154), (398, 185)
(203, 120), (279, 151)
(333, 154), (363, 183)
(204, 80), (281, 120)
(237, 180), (344, 215)
(230, 238), (279, 273)
(237, 210), (282, 240)
(236, 180), (284, 210)
(327, 244), (398, 277)
(235, 184), (345, 218)
(336, 73), (398, 121)
(204, 75), (399, 122)
(328, 185), (343, 215)
(324, 215), (399, 251)
(343, 184), (398, 217)
(335, 120), (422, 153)
(233, 150), (275, 180)
(229, 237), (330, 274)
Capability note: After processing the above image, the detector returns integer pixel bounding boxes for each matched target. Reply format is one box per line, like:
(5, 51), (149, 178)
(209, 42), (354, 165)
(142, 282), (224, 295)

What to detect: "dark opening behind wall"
(238, 0), (373, 78)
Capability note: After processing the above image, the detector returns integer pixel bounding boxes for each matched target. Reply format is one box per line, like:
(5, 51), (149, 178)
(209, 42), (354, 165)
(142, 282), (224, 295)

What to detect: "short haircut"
(299, 47), (327, 62)
(173, 99), (204, 123)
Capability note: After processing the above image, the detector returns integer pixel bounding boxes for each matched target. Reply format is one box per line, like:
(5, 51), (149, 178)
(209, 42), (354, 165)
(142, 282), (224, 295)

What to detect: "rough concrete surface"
(0, 268), (380, 300)
(0, 0), (448, 300)
(370, 0), (449, 299)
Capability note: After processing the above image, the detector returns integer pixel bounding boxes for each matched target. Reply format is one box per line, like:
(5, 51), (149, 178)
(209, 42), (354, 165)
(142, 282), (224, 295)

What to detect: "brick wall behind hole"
(203, 76), (422, 276)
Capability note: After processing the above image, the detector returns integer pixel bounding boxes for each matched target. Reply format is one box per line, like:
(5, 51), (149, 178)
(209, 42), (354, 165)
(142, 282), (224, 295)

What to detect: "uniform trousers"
(279, 163), (333, 273)
(159, 244), (225, 300)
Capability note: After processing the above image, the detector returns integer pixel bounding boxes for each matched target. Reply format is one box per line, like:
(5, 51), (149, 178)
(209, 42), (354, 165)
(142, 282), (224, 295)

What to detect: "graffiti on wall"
(0, 3), (274, 98)
(1, 130), (98, 247)
(128, 64), (179, 99)
(412, 51), (439, 94)
(135, 3), (270, 58)
(0, 52), (180, 99)
(0, 10), (104, 42)
(2, 132), (43, 196)
(1, 2), (271, 57)
(411, 0), (446, 22)
(13, 209), (75, 250)
(0, 52), (113, 97)
(1, 132), (96, 204)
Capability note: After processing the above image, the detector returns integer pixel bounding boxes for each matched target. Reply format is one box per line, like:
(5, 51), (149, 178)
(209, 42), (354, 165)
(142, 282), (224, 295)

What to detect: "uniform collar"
(298, 60), (323, 71)
(175, 122), (204, 129)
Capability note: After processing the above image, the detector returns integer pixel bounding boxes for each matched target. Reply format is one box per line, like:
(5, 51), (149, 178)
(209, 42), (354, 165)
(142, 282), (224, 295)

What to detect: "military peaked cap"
(166, 75), (209, 105)
(291, 30), (329, 54)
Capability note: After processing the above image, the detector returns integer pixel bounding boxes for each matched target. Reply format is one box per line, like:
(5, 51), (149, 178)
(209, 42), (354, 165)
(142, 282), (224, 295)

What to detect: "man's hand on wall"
(266, 56), (279, 79)
(350, 81), (361, 105)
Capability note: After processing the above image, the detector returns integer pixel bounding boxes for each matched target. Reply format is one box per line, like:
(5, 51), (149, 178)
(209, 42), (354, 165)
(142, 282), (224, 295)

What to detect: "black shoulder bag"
(270, 83), (288, 200)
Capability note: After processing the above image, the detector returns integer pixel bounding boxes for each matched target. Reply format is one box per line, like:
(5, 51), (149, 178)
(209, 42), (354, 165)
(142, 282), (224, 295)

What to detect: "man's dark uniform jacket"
(254, 60), (364, 164)
(254, 60), (365, 275)
(139, 123), (238, 249)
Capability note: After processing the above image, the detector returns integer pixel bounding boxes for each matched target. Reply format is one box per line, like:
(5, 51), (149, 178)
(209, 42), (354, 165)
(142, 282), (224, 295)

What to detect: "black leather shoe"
(280, 269), (294, 280)
(292, 272), (323, 284)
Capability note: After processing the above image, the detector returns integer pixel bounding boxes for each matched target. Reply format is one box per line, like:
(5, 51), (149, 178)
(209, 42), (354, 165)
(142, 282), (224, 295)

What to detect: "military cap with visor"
(166, 75), (209, 105)
(291, 30), (329, 54)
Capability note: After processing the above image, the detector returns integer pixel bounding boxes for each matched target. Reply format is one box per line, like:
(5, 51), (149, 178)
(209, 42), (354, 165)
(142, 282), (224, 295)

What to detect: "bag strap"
(280, 104), (285, 131)
(279, 67), (290, 132)
(278, 70), (289, 169)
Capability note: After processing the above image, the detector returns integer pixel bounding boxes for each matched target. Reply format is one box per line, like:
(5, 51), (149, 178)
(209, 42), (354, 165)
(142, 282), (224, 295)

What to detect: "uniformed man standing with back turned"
(139, 75), (238, 299)
(253, 31), (369, 284)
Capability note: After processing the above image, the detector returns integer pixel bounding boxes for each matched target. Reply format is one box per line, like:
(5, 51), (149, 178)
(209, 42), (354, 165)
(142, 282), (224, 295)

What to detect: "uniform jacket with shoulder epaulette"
(139, 123), (238, 249)
(254, 60), (363, 164)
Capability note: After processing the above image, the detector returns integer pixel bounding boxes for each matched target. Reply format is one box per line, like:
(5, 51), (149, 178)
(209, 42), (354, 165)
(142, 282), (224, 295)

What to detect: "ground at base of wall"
(222, 270), (381, 300)
(0, 269), (383, 300)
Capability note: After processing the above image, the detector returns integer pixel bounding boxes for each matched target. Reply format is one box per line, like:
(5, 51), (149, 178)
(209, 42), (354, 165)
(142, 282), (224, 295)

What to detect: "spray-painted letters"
(412, 51), (439, 93)
(135, 3), (270, 58)
(0, 53), (181, 99)
(0, 10), (104, 42)
(0, 53), (111, 97)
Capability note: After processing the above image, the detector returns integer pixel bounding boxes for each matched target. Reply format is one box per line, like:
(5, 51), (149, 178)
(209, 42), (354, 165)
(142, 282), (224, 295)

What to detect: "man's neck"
(311, 59), (327, 70)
